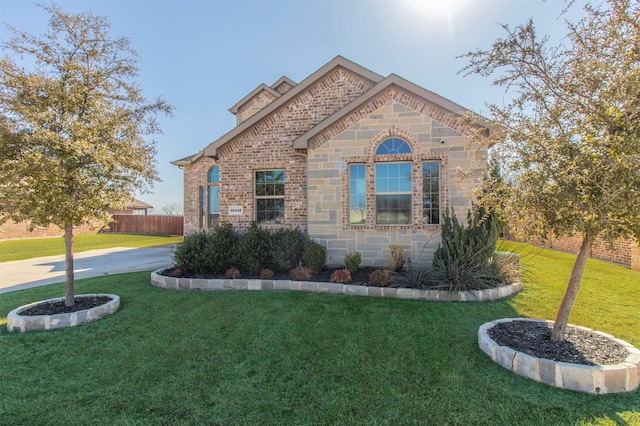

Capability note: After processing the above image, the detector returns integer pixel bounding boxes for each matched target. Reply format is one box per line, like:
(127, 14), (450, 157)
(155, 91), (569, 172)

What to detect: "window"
(255, 170), (285, 224)
(375, 138), (412, 155)
(199, 186), (205, 228)
(422, 162), (440, 225)
(208, 166), (220, 227)
(349, 164), (366, 225)
(375, 162), (412, 224)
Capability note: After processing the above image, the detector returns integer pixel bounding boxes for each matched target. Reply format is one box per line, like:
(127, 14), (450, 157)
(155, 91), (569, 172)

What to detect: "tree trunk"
(64, 223), (75, 307)
(551, 237), (592, 342)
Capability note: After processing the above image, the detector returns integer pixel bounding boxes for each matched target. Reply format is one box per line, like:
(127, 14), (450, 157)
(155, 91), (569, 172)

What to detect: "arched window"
(374, 138), (412, 224)
(208, 166), (220, 227)
(375, 138), (412, 155)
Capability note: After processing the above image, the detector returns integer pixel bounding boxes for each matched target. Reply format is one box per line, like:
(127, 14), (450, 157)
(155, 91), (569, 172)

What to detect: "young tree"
(0, 4), (173, 306)
(460, 0), (640, 341)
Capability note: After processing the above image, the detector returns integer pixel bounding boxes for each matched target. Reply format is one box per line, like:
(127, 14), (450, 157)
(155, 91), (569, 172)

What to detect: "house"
(107, 198), (154, 216)
(172, 56), (491, 267)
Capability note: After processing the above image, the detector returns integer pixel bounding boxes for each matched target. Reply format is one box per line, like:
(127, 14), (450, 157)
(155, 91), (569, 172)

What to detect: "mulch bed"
(163, 266), (380, 285)
(19, 296), (113, 316)
(488, 320), (629, 366)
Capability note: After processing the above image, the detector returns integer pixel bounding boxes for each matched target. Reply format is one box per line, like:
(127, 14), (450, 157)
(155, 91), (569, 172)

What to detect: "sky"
(0, 0), (586, 213)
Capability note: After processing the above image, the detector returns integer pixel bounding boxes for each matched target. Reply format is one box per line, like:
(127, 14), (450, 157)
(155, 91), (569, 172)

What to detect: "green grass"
(0, 234), (183, 262)
(0, 242), (638, 425)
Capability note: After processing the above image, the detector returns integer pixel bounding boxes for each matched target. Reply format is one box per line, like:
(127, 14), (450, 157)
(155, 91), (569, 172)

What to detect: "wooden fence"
(107, 215), (183, 236)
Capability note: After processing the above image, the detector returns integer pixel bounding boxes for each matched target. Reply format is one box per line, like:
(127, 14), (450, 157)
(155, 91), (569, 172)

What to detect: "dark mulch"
(162, 266), (380, 285)
(488, 320), (629, 366)
(19, 296), (113, 316)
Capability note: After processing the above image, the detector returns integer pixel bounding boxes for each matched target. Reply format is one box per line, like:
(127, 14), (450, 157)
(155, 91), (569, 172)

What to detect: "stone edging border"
(7, 294), (121, 333)
(151, 269), (522, 302)
(478, 318), (640, 394)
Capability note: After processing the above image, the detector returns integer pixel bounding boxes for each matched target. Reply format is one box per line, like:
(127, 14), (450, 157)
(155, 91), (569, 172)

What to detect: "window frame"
(422, 161), (440, 225)
(374, 161), (413, 225)
(254, 169), (285, 225)
(207, 166), (220, 228)
(348, 164), (367, 226)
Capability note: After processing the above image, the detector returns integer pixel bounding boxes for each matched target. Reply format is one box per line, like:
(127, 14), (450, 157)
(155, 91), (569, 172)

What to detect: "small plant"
(330, 269), (352, 284)
(225, 266), (240, 279)
(390, 267), (432, 289)
(302, 237), (327, 272)
(344, 251), (362, 275)
(260, 268), (275, 280)
(289, 265), (314, 281)
(368, 269), (391, 287)
(169, 268), (183, 278)
(385, 245), (406, 272)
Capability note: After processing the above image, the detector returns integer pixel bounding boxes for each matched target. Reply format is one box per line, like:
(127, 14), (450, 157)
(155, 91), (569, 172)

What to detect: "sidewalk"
(0, 246), (174, 294)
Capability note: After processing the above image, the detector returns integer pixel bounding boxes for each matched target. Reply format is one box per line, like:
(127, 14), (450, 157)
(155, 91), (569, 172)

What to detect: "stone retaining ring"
(7, 294), (120, 333)
(151, 269), (521, 302)
(478, 318), (640, 394)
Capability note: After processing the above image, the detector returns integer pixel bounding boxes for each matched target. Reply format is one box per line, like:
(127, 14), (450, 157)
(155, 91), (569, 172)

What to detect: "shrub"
(260, 268), (275, 280)
(225, 266), (240, 279)
(169, 268), (183, 278)
(289, 265), (313, 281)
(390, 267), (432, 289)
(330, 269), (352, 284)
(344, 252), (362, 275)
(172, 231), (209, 275)
(270, 228), (305, 271)
(431, 206), (503, 291)
(208, 222), (239, 274)
(238, 222), (272, 275)
(385, 245), (406, 272)
(302, 237), (326, 272)
(368, 269), (391, 287)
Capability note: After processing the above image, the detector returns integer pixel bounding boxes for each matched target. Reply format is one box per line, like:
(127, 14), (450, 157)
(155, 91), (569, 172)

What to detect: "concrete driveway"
(0, 246), (174, 294)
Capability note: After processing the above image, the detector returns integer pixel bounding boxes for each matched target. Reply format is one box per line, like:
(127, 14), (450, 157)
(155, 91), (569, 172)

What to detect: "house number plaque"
(228, 206), (243, 216)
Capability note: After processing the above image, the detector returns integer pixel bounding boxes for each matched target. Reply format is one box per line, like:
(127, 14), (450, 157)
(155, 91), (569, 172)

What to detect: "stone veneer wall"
(307, 93), (486, 268)
(182, 67), (376, 235)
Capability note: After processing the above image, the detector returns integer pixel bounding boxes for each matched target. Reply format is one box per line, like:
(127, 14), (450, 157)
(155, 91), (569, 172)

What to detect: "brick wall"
(0, 220), (98, 240)
(235, 90), (278, 125)
(307, 96), (486, 267)
(181, 67), (377, 235)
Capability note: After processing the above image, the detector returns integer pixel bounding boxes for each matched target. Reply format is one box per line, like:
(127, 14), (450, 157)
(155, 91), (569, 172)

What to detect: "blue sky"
(0, 0), (584, 212)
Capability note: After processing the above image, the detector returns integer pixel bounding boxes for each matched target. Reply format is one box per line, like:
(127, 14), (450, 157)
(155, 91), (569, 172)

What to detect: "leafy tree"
(460, 0), (640, 340)
(0, 4), (173, 306)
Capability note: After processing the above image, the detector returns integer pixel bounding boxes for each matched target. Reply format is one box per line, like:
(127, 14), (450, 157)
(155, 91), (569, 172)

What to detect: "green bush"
(390, 267), (432, 289)
(172, 231), (209, 275)
(270, 227), (305, 271)
(430, 206), (505, 291)
(238, 222), (272, 275)
(302, 237), (326, 272)
(207, 223), (239, 274)
(344, 252), (362, 275)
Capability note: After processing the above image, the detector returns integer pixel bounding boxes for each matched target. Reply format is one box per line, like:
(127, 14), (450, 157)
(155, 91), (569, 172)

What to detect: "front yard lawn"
(0, 242), (638, 425)
(0, 233), (183, 262)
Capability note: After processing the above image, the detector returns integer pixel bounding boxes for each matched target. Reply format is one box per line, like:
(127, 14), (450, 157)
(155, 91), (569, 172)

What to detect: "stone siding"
(307, 97), (486, 267)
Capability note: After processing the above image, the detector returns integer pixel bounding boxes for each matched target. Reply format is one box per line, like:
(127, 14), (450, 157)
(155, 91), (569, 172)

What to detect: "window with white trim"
(349, 164), (366, 225)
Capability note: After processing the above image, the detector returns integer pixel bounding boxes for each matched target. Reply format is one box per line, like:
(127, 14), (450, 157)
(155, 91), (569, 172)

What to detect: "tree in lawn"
(460, 0), (640, 341)
(0, 4), (173, 306)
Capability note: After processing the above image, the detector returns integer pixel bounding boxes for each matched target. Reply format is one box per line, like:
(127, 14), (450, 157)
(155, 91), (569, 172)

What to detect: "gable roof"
(292, 73), (494, 148)
(201, 56), (384, 158)
(228, 83), (281, 114)
(271, 76), (297, 91)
